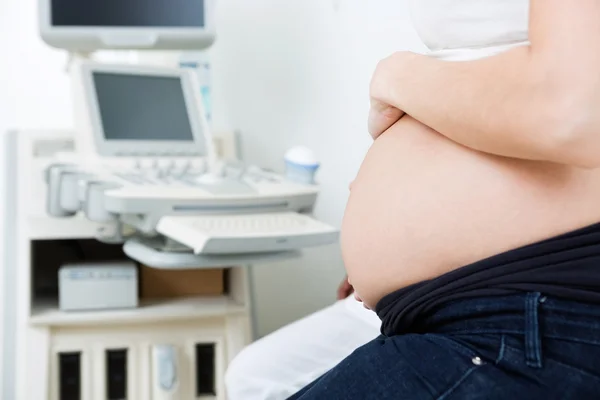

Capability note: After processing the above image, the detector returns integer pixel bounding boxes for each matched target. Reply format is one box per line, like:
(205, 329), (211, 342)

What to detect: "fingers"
(368, 101), (405, 140)
(337, 284), (347, 300)
(338, 288), (353, 300)
(337, 277), (354, 300)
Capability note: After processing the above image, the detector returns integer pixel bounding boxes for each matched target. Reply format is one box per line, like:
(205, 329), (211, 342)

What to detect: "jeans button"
(471, 356), (484, 366)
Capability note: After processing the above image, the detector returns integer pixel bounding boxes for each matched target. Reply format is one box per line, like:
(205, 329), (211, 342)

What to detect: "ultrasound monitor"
(80, 63), (210, 158)
(39, 0), (216, 51)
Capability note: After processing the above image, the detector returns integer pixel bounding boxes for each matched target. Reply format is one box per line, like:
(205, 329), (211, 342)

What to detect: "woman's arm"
(371, 0), (600, 167)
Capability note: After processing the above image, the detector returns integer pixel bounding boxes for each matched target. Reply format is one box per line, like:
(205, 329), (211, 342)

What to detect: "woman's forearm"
(378, 46), (600, 167)
(381, 47), (585, 164)
(370, 0), (600, 167)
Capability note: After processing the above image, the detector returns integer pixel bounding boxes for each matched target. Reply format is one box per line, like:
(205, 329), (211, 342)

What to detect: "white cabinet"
(48, 321), (229, 400)
(5, 130), (252, 400)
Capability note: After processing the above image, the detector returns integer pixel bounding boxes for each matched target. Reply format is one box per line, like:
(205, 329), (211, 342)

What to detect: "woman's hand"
(368, 52), (412, 140)
(337, 276), (354, 300)
(368, 99), (405, 140)
(336, 276), (371, 309)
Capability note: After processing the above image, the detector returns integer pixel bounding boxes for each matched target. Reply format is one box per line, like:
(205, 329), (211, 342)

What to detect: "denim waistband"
(423, 293), (600, 347)
(377, 222), (600, 336)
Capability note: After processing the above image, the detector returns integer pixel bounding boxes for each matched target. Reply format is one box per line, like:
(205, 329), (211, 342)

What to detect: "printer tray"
(156, 212), (339, 255)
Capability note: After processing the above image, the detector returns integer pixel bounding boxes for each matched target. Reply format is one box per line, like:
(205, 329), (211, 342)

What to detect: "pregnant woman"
(290, 0), (600, 398)
(226, 1), (600, 399)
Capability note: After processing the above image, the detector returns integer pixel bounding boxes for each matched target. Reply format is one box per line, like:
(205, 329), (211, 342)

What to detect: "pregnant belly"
(341, 116), (600, 308)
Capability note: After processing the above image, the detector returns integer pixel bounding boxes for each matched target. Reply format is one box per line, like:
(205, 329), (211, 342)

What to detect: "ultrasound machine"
(7, 2), (340, 400)
(45, 61), (338, 268)
(40, 0), (338, 269)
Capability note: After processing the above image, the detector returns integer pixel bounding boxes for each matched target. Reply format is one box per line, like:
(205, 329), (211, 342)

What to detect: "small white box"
(59, 261), (138, 311)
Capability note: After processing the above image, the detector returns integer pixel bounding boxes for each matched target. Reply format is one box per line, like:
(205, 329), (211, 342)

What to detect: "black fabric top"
(375, 222), (600, 336)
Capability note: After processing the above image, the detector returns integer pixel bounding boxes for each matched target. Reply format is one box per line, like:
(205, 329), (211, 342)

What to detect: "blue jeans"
(287, 293), (600, 399)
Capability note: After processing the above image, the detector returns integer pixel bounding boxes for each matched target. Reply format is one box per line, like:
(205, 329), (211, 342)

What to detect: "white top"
(409, 0), (530, 60)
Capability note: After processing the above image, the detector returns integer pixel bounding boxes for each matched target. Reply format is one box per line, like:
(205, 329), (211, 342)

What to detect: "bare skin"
(341, 116), (600, 309)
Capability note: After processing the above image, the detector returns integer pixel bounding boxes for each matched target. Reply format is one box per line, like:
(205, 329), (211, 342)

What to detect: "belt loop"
(525, 292), (543, 369)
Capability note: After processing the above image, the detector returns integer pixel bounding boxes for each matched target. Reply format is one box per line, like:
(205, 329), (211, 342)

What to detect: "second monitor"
(39, 0), (216, 51)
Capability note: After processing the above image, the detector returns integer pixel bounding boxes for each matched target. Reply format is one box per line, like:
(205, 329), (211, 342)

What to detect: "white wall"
(210, 0), (426, 336)
(0, 0), (74, 134)
(0, 0), (425, 337)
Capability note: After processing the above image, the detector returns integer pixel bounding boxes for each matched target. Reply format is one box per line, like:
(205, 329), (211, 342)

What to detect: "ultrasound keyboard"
(156, 212), (339, 254)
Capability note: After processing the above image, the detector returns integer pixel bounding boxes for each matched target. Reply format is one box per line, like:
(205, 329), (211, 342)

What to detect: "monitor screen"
(51, 0), (205, 27)
(92, 72), (195, 142)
